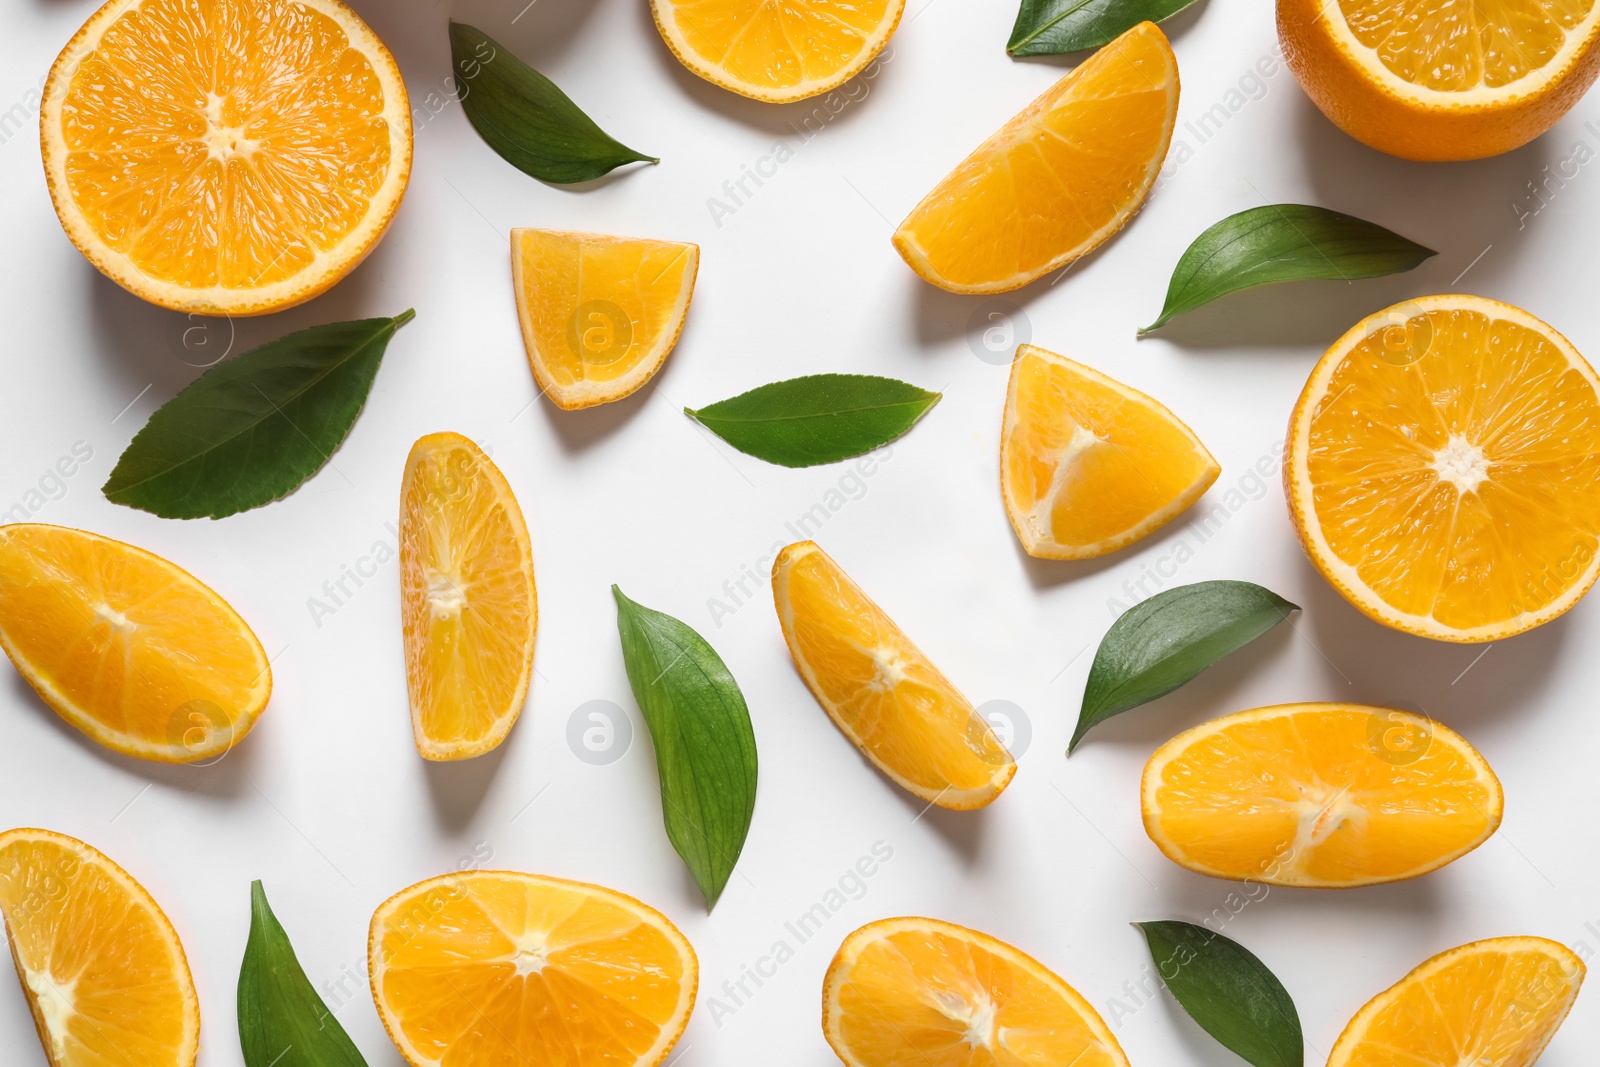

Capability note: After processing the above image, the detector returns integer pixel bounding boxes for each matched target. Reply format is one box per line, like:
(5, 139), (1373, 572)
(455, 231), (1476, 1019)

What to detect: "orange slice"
(823, 917), (1130, 1067)
(369, 870), (696, 1067)
(0, 523), (271, 763)
(1142, 703), (1503, 888)
(1329, 937), (1584, 1066)
(0, 828), (199, 1067)
(512, 229), (699, 411)
(42, 0), (412, 315)
(893, 21), (1178, 294)
(400, 433), (536, 761)
(1287, 295), (1600, 642)
(1280, 0), (1600, 161)
(650, 0), (903, 103)
(1001, 344), (1219, 560)
(771, 541), (1015, 809)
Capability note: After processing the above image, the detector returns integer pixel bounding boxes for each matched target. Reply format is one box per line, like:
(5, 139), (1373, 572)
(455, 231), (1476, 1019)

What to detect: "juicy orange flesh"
(1307, 308), (1600, 631)
(1150, 710), (1495, 883)
(62, 0), (392, 290)
(835, 928), (1121, 1067)
(665, 0), (893, 89)
(1339, 0), (1593, 91)
(376, 876), (687, 1064)
(0, 836), (191, 1065)
(0, 526), (265, 749)
(781, 547), (1010, 793)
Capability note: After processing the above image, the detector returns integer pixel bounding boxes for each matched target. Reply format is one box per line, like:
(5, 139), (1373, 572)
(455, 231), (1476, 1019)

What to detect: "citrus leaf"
(1141, 205), (1435, 333)
(1072, 581), (1296, 752)
(613, 586), (758, 910)
(238, 881), (368, 1067)
(1008, 0), (1201, 55)
(450, 22), (656, 184)
(1135, 921), (1303, 1067)
(684, 374), (940, 467)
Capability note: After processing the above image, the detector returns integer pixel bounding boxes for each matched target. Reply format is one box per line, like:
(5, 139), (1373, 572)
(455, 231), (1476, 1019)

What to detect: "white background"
(2, 0), (1598, 1063)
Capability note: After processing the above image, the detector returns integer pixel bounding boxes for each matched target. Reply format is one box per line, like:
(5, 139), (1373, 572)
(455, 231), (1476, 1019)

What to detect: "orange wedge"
(0, 523), (270, 763)
(1287, 295), (1600, 642)
(42, 0), (411, 316)
(1001, 344), (1219, 559)
(893, 21), (1178, 293)
(0, 828), (200, 1067)
(1280, 0), (1600, 160)
(1329, 937), (1584, 1066)
(772, 541), (1015, 809)
(512, 229), (698, 411)
(824, 917), (1130, 1067)
(1142, 703), (1502, 888)
(650, 0), (903, 103)
(400, 433), (536, 761)
(369, 870), (697, 1067)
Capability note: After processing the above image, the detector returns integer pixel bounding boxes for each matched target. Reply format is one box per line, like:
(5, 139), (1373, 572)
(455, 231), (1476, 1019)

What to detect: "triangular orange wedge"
(772, 541), (1015, 809)
(1001, 344), (1219, 559)
(893, 21), (1178, 293)
(512, 229), (698, 410)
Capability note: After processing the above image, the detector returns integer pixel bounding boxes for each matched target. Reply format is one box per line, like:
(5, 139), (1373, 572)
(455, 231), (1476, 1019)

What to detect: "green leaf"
(1008, 0), (1201, 55)
(613, 586), (758, 910)
(1072, 581), (1296, 752)
(1135, 921), (1302, 1067)
(238, 881), (368, 1067)
(450, 22), (656, 184)
(684, 374), (940, 467)
(103, 311), (413, 519)
(1141, 205), (1435, 333)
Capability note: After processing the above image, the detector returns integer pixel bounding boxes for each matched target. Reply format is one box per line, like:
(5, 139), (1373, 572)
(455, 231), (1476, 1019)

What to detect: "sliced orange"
(771, 541), (1015, 809)
(0, 828), (199, 1066)
(0, 523), (270, 763)
(650, 0), (903, 103)
(512, 229), (698, 411)
(1329, 937), (1584, 1066)
(1280, 0), (1600, 161)
(400, 433), (536, 761)
(893, 21), (1178, 294)
(1001, 344), (1219, 560)
(369, 870), (696, 1067)
(824, 917), (1130, 1067)
(42, 0), (412, 315)
(1142, 703), (1502, 888)
(1287, 295), (1600, 642)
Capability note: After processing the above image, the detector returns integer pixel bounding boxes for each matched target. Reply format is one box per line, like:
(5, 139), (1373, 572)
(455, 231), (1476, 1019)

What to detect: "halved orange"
(772, 541), (1015, 809)
(0, 828), (200, 1066)
(1287, 295), (1600, 642)
(1001, 344), (1219, 559)
(512, 229), (699, 411)
(369, 870), (697, 1067)
(893, 21), (1178, 293)
(42, 0), (412, 315)
(650, 0), (903, 103)
(400, 433), (536, 761)
(1329, 937), (1584, 1066)
(824, 917), (1130, 1067)
(0, 523), (271, 763)
(1142, 703), (1503, 888)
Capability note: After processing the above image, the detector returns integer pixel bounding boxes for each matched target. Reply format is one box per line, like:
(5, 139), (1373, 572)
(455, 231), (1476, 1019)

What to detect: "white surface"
(2, 0), (1598, 1063)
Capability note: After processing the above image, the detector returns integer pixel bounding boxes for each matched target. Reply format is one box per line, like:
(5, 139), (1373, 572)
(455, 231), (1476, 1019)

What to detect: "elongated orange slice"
(1329, 937), (1584, 1066)
(0, 523), (270, 762)
(772, 541), (1014, 809)
(400, 433), (536, 761)
(369, 870), (697, 1067)
(512, 229), (698, 410)
(1002, 344), (1219, 559)
(824, 917), (1130, 1067)
(893, 21), (1178, 293)
(0, 828), (200, 1066)
(1142, 703), (1502, 887)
